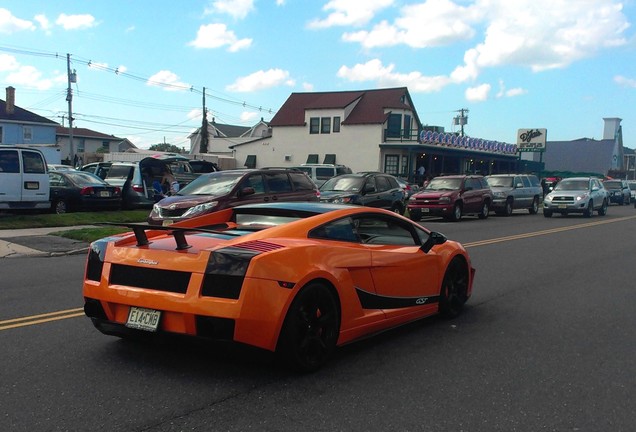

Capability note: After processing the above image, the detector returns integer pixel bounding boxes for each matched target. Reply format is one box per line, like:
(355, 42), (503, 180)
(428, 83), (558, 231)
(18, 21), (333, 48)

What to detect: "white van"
(0, 147), (51, 210)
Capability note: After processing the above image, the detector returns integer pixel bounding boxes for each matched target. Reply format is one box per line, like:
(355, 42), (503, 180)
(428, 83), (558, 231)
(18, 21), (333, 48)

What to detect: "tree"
(148, 143), (183, 153)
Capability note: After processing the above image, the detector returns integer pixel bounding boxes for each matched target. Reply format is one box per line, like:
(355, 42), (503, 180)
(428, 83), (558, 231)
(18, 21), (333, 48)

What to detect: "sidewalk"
(0, 226), (94, 258)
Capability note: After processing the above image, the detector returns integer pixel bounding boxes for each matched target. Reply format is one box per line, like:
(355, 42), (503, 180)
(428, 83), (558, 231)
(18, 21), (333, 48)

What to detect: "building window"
(244, 154), (257, 168)
(310, 118), (320, 134)
(77, 138), (85, 153)
(333, 117), (341, 133)
(386, 114), (401, 138)
(385, 155), (399, 175)
(23, 126), (33, 141)
(321, 117), (331, 134)
(403, 114), (412, 138)
(401, 156), (409, 176)
(0, 126), (3, 143)
(101, 141), (109, 152)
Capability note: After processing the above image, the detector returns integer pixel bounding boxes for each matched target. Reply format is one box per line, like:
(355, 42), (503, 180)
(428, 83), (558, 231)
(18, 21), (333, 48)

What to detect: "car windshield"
(320, 176), (364, 192)
(177, 171), (243, 195)
(555, 180), (589, 191)
(486, 177), (513, 187)
(629, 183), (636, 191)
(425, 178), (462, 191)
(603, 181), (621, 189)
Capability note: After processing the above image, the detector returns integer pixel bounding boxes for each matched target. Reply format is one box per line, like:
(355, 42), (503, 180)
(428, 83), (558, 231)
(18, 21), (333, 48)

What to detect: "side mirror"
(239, 186), (256, 197)
(421, 231), (447, 253)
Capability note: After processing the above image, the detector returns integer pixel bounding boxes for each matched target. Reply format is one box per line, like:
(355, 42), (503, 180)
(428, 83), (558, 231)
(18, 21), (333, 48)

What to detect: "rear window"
(0, 150), (20, 173)
(23, 151), (47, 174)
(316, 167), (336, 180)
(107, 165), (134, 179)
(289, 172), (316, 191)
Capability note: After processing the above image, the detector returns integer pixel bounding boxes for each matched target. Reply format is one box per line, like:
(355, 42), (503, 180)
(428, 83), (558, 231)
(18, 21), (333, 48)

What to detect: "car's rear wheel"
(529, 197), (539, 214)
(439, 258), (469, 319)
(53, 199), (68, 214)
(598, 199), (608, 216)
(277, 282), (340, 372)
(584, 200), (593, 218)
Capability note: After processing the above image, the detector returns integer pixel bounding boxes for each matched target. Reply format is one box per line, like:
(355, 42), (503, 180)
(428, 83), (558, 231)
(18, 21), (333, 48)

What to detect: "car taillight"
(114, 187), (121, 196)
(316, 190), (321, 198)
(132, 184), (144, 193)
(80, 187), (94, 195)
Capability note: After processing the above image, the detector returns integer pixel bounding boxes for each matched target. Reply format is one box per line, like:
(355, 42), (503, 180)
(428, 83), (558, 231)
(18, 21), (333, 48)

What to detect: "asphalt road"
(1, 206), (635, 431)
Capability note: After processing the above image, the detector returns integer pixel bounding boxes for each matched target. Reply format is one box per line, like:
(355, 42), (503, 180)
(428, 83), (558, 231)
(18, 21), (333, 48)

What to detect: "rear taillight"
(80, 187), (94, 195)
(114, 187), (121, 196)
(132, 184), (144, 193)
(85, 240), (108, 281)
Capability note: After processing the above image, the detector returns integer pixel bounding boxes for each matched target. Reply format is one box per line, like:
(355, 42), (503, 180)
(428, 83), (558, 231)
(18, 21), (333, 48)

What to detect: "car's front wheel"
(598, 199), (608, 216)
(439, 258), (469, 319)
(478, 201), (490, 219)
(449, 202), (462, 221)
(584, 200), (593, 218)
(277, 282), (340, 372)
(529, 197), (539, 214)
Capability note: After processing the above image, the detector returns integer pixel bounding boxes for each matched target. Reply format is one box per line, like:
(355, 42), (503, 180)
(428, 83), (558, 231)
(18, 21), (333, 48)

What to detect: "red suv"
(407, 175), (493, 221)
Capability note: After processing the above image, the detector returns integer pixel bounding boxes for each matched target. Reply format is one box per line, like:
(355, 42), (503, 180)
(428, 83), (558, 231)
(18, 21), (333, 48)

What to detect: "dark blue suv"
(319, 172), (406, 214)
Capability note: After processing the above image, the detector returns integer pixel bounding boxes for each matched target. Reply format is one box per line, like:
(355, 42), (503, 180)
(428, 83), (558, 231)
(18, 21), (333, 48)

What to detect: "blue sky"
(1, 0), (635, 150)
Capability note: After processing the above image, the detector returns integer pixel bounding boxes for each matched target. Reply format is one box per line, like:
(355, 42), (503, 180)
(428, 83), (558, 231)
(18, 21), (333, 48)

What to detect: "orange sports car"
(83, 202), (475, 371)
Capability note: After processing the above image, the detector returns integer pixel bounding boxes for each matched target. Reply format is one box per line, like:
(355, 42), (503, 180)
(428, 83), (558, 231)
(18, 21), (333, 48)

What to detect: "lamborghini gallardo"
(83, 202), (475, 371)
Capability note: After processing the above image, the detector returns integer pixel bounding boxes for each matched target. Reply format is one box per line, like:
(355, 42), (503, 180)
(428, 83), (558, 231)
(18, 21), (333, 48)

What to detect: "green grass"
(0, 210), (149, 243)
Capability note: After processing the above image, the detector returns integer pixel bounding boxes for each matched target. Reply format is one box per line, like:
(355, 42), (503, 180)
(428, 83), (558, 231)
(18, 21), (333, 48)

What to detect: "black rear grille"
(110, 264), (190, 294)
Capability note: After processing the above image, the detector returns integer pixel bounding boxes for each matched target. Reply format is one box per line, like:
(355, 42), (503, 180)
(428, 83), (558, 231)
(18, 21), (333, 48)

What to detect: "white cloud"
(188, 109), (203, 120)
(205, 0), (255, 19)
(147, 70), (191, 91)
(0, 53), (20, 71)
(55, 13), (97, 30)
(337, 59), (451, 92)
(308, 0), (394, 29)
(240, 111), (258, 122)
(614, 75), (636, 88)
(302, 82), (314, 91)
(0, 8), (35, 33)
(465, 83), (491, 101)
(188, 23), (252, 51)
(34, 14), (51, 32)
(6, 65), (55, 90)
(343, 0), (476, 48)
(496, 79), (527, 98)
(226, 68), (295, 92)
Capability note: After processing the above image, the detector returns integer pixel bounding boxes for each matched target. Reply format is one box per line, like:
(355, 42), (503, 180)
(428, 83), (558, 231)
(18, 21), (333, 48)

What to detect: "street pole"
(66, 53), (74, 165)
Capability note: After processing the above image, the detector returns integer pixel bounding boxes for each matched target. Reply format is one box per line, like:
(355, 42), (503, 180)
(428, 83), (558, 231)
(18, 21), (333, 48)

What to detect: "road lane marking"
(0, 307), (84, 331)
(3, 214), (635, 331)
(464, 215), (636, 248)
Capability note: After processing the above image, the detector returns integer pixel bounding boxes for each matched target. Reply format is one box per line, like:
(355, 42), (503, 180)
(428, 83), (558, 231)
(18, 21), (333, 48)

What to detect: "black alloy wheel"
(53, 199), (68, 214)
(277, 283), (340, 372)
(439, 258), (469, 319)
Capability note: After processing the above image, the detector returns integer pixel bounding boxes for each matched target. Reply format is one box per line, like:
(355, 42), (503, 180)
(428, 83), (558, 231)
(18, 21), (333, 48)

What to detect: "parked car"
(407, 175), (493, 222)
(148, 168), (320, 225)
(49, 170), (122, 214)
(319, 172), (406, 214)
(543, 177), (608, 217)
(485, 174), (543, 215)
(103, 156), (199, 209)
(189, 159), (218, 174)
(602, 179), (630, 205)
(83, 202), (474, 371)
(0, 146), (50, 211)
(293, 163), (352, 187)
(628, 181), (636, 202)
(47, 164), (75, 171)
(80, 162), (112, 180)
(397, 177), (420, 199)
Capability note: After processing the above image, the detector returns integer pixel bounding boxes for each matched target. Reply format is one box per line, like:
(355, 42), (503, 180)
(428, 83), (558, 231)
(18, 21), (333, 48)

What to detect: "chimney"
(5, 86), (15, 114)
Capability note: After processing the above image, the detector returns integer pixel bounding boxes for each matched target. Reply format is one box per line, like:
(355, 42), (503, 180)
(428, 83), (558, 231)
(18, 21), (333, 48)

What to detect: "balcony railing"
(384, 129), (420, 142)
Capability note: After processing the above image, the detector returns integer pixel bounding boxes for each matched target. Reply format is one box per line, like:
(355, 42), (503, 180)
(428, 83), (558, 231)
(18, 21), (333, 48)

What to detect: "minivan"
(293, 164), (352, 187)
(0, 147), (50, 211)
(148, 168), (320, 225)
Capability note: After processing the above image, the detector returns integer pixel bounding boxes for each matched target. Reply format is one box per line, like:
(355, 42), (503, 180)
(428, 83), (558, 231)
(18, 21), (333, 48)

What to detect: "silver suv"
(543, 177), (608, 218)
(486, 174), (543, 216)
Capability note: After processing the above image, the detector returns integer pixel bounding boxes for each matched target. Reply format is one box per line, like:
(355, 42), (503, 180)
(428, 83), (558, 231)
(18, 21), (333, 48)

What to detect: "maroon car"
(407, 175), (493, 222)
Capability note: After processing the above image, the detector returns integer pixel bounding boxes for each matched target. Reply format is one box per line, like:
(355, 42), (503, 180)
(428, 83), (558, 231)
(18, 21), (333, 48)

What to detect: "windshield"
(67, 171), (108, 186)
(177, 172), (243, 195)
(555, 180), (589, 191)
(486, 176), (513, 187)
(320, 176), (364, 192)
(425, 178), (462, 191)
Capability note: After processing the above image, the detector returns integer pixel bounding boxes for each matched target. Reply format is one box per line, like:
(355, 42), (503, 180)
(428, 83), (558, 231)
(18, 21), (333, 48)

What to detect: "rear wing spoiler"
(97, 222), (238, 251)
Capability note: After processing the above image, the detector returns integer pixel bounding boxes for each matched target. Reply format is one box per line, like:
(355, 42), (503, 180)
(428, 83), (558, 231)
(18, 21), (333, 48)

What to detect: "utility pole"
(200, 87), (209, 154)
(66, 54), (76, 165)
(454, 108), (469, 136)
